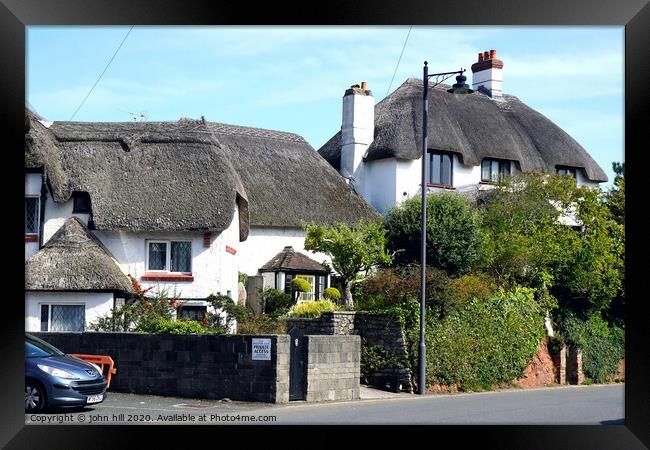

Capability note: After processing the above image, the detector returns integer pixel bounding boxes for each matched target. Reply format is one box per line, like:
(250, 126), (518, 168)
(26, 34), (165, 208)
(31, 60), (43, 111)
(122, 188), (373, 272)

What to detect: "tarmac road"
(25, 383), (624, 425)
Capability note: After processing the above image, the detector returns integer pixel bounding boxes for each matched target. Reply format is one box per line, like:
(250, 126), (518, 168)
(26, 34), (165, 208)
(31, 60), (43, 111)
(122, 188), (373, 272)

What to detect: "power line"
(69, 25), (135, 121)
(386, 25), (413, 98)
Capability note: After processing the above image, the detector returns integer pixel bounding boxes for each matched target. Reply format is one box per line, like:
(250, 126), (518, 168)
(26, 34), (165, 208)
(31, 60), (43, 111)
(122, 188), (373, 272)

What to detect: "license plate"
(86, 394), (103, 404)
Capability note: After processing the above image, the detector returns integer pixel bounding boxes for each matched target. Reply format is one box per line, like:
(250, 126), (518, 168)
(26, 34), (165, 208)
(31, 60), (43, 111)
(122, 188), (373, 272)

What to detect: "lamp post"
(418, 61), (473, 395)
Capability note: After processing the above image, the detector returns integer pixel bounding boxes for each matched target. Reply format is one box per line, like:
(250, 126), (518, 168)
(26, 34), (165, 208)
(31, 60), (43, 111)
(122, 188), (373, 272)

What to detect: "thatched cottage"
(25, 111), (376, 332)
(318, 49), (608, 213)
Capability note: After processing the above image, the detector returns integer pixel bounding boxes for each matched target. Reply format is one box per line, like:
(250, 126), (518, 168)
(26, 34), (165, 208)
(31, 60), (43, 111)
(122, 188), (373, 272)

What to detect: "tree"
(304, 220), (392, 308)
(384, 192), (483, 275)
(477, 172), (624, 316)
(603, 162), (625, 323)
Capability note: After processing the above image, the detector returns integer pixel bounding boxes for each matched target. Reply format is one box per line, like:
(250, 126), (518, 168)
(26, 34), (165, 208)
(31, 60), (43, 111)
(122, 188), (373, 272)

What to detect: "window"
(40, 304), (85, 332)
(481, 158), (511, 182)
(556, 166), (577, 178)
(178, 305), (207, 321)
(146, 240), (192, 273)
(428, 151), (453, 187)
(72, 192), (92, 213)
(295, 274), (316, 302)
(317, 275), (326, 300)
(25, 196), (39, 234)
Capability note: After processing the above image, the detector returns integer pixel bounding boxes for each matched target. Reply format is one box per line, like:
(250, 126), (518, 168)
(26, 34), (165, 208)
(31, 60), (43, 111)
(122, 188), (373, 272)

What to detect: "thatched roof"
(205, 122), (379, 227)
(25, 111), (377, 233)
(25, 217), (135, 293)
(259, 246), (328, 273)
(27, 117), (250, 236)
(318, 78), (607, 183)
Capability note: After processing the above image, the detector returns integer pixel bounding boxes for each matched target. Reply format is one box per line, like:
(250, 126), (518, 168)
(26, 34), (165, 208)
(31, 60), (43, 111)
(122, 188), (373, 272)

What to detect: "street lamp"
(418, 61), (473, 395)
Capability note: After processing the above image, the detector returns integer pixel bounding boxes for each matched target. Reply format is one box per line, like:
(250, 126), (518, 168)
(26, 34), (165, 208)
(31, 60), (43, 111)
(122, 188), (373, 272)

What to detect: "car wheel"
(25, 380), (46, 413)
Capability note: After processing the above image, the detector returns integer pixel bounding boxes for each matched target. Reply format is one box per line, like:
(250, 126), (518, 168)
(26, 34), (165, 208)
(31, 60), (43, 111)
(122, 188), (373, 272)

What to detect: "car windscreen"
(25, 336), (64, 358)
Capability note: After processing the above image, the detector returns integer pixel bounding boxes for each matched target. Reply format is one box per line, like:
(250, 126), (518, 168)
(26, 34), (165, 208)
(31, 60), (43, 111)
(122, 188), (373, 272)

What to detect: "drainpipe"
(38, 172), (47, 249)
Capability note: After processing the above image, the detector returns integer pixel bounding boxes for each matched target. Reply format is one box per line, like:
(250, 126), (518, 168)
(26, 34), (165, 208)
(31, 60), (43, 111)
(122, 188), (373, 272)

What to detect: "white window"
(40, 304), (85, 332)
(146, 240), (192, 273)
(295, 274), (316, 302)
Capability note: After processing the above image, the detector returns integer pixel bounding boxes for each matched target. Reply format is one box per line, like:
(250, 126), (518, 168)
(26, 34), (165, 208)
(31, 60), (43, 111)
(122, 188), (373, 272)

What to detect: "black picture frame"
(2, 0), (648, 447)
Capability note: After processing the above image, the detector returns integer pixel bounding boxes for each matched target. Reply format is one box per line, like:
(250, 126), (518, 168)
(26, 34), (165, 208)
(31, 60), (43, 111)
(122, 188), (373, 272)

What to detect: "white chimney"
(340, 81), (374, 185)
(471, 49), (504, 100)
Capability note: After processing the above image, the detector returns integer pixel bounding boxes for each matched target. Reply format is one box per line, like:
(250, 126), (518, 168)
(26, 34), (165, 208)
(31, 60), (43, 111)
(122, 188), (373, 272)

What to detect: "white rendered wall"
(576, 170), (601, 189)
(362, 158), (398, 213)
(25, 173), (42, 260)
(42, 197), (90, 244)
(237, 227), (331, 276)
(25, 291), (114, 332)
(94, 207), (240, 301)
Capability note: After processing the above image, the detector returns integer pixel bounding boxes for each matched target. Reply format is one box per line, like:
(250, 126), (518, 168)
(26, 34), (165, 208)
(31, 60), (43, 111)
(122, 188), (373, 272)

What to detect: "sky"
(27, 26), (624, 186)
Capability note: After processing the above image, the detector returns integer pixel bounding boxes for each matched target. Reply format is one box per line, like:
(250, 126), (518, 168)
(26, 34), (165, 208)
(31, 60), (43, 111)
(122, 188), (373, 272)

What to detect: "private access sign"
(252, 338), (271, 360)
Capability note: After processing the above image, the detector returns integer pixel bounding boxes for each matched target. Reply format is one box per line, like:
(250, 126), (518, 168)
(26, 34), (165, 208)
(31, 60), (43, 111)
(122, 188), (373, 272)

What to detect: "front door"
(288, 327), (307, 401)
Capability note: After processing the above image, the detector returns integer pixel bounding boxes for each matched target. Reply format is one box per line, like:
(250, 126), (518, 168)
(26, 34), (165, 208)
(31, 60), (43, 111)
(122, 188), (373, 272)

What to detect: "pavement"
(25, 383), (624, 425)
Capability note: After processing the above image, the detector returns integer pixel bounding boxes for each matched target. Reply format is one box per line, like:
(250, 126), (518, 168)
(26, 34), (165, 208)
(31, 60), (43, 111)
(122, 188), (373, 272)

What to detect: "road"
(25, 384), (624, 425)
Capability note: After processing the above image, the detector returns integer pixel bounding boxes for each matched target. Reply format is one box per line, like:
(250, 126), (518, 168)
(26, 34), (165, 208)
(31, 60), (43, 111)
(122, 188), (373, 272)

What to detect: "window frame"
(25, 195), (40, 236)
(295, 274), (316, 302)
(39, 303), (86, 332)
(145, 239), (193, 274)
(556, 166), (578, 178)
(481, 158), (512, 183)
(427, 150), (454, 188)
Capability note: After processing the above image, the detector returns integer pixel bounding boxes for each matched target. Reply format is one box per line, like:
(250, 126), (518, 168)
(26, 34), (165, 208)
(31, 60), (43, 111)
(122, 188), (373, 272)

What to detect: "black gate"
(288, 327), (307, 401)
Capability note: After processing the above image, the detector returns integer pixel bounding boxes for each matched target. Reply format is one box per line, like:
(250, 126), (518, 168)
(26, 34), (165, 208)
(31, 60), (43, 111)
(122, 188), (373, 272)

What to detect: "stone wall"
(285, 311), (356, 335)
(34, 332), (290, 403)
(567, 347), (585, 385)
(304, 335), (360, 402)
(285, 311), (412, 393)
(354, 313), (413, 392)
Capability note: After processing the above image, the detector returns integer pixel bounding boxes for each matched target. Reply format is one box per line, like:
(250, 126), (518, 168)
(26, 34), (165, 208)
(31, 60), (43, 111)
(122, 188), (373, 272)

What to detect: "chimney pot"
(478, 52), (484, 62)
(483, 51), (489, 60)
(361, 81), (368, 90)
(490, 49), (496, 59)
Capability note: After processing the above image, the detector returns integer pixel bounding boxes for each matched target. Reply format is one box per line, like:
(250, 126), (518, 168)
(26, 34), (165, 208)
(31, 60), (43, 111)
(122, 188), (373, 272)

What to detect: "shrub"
(204, 293), (249, 331)
(360, 341), (409, 385)
(261, 288), (294, 317)
(136, 318), (218, 335)
(419, 286), (545, 390)
(290, 278), (311, 294)
(356, 265), (496, 319)
(236, 314), (286, 334)
(558, 312), (624, 383)
(322, 287), (341, 302)
(288, 300), (340, 318)
(384, 193), (483, 275)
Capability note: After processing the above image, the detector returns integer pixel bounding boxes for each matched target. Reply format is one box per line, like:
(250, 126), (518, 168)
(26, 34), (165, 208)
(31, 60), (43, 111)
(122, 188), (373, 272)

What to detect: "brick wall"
(34, 332), (290, 403)
(305, 335), (360, 402)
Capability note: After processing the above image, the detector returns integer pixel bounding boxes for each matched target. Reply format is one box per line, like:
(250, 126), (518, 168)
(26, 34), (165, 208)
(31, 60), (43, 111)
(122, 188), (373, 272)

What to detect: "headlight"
(37, 364), (79, 380)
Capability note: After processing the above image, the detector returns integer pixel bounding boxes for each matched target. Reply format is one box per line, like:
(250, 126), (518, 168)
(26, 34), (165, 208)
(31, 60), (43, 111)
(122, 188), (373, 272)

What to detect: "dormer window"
(428, 150), (453, 187)
(481, 158), (511, 182)
(72, 192), (92, 213)
(556, 166), (577, 178)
